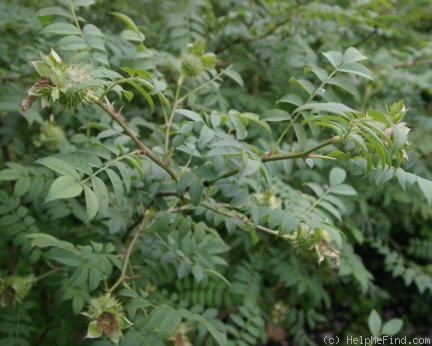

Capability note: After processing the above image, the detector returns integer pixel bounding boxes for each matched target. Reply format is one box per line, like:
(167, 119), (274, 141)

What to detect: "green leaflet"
(40, 23), (81, 36)
(36, 157), (81, 180)
(189, 176), (204, 206)
(368, 310), (382, 336)
(45, 176), (83, 202)
(84, 185), (98, 220)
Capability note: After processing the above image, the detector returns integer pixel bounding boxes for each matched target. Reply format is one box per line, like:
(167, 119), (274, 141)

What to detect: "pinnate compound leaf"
(46, 176), (83, 202)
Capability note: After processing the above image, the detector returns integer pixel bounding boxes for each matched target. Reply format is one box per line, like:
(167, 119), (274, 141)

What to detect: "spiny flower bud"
(32, 120), (65, 150)
(82, 293), (132, 345)
(201, 52), (217, 70)
(180, 42), (218, 78)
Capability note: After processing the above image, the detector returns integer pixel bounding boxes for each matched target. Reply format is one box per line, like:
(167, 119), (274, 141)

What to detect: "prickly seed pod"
(290, 224), (321, 255)
(58, 65), (94, 110)
(180, 53), (205, 78)
(22, 49), (94, 111)
(290, 225), (340, 267)
(82, 293), (132, 345)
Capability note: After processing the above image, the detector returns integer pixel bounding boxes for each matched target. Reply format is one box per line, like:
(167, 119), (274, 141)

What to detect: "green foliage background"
(1, 0), (432, 345)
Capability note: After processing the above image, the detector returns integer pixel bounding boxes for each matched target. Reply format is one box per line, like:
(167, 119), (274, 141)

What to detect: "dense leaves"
(1, 0), (432, 345)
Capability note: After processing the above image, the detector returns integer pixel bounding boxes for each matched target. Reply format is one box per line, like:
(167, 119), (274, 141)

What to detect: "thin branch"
(205, 136), (340, 185)
(108, 212), (149, 293)
(269, 68), (339, 156)
(200, 201), (284, 237)
(81, 150), (140, 184)
(68, 0), (94, 66)
(121, 217), (143, 243)
(262, 136), (340, 162)
(164, 66), (233, 161)
(165, 74), (184, 160)
(351, 26), (378, 48)
(32, 268), (62, 283)
(94, 99), (178, 181)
